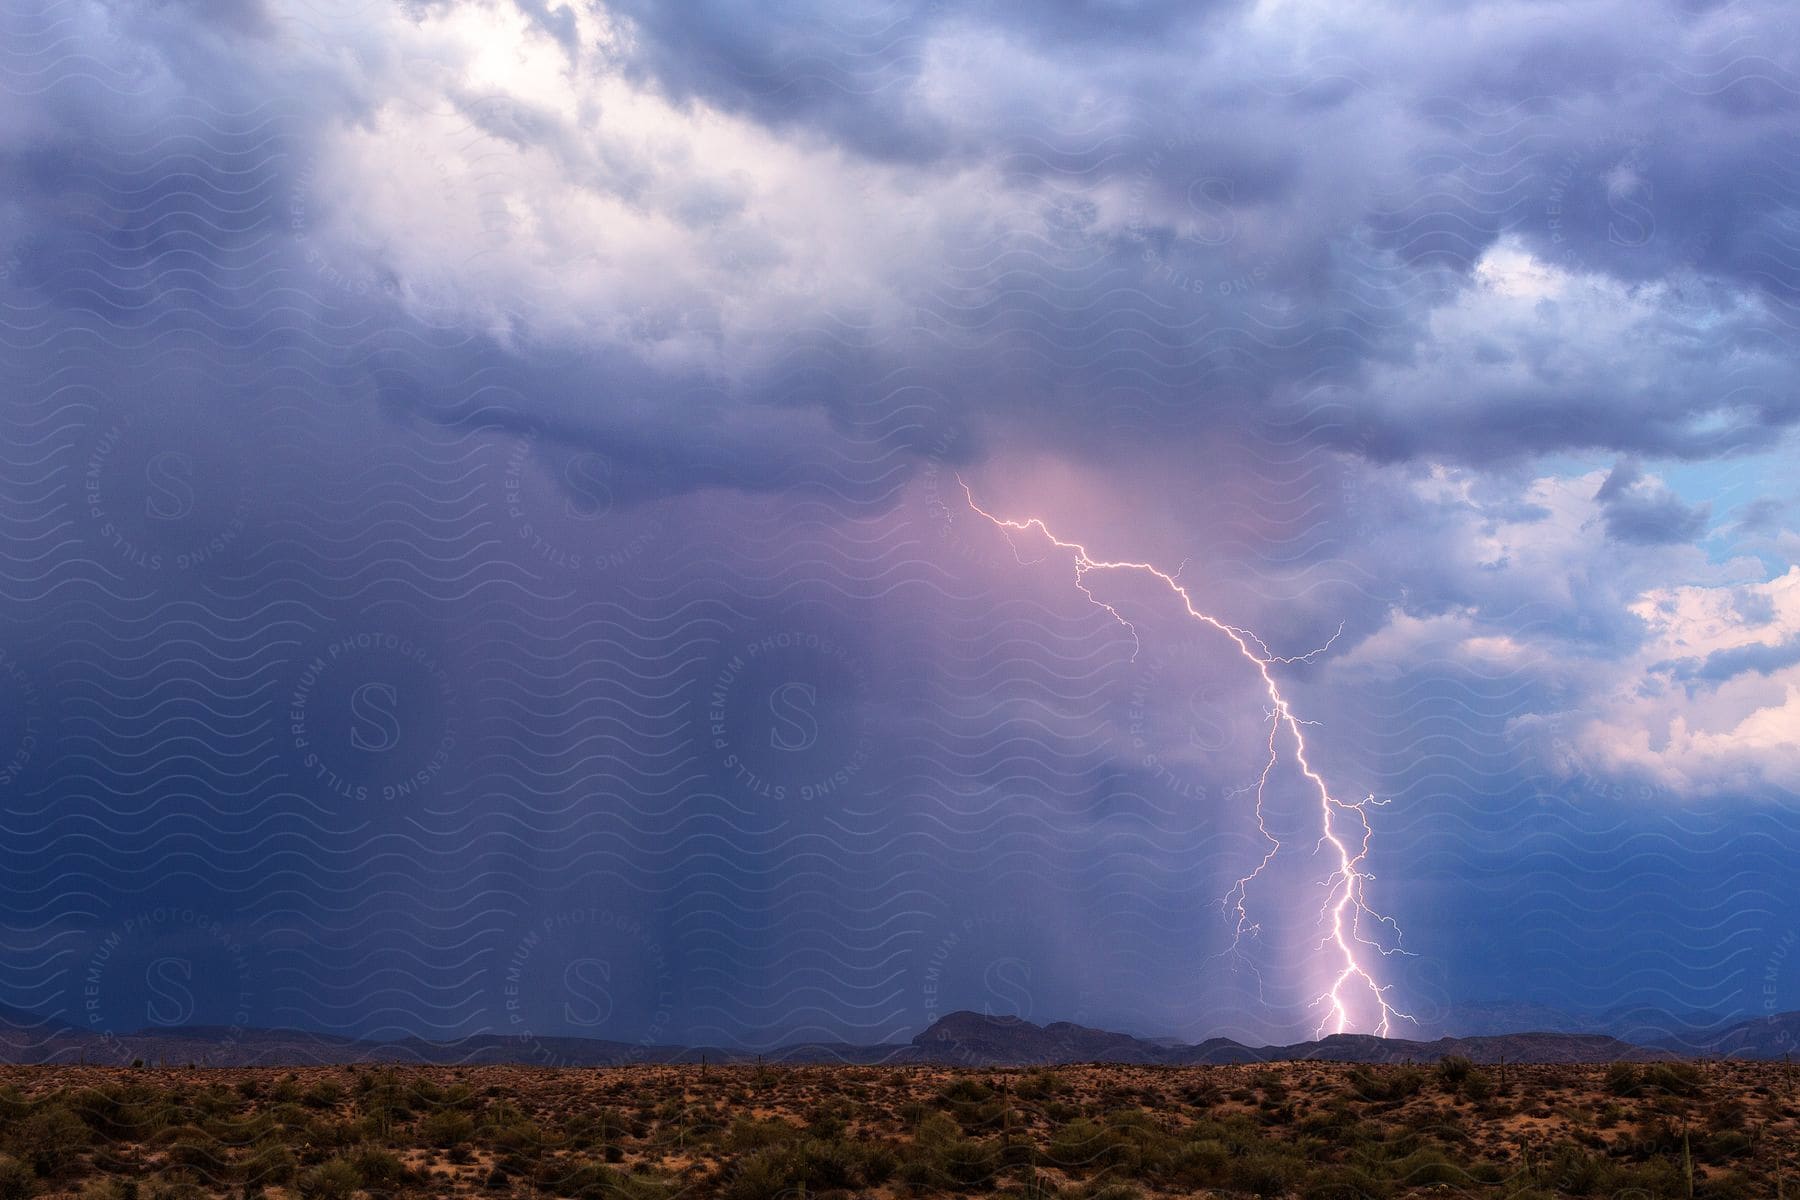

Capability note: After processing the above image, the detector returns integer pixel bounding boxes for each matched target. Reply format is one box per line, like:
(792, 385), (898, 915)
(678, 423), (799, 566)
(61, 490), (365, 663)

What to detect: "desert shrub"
(1700, 1129), (1754, 1163)
(1227, 1151), (1304, 1197)
(1250, 1071), (1289, 1102)
(352, 1148), (410, 1195)
(1605, 1063), (1643, 1096)
(723, 1139), (892, 1200)
(157, 1127), (227, 1179)
(418, 1108), (473, 1147)
(303, 1080), (346, 1110)
(0, 1158), (33, 1200)
(1640, 1063), (1704, 1097)
(296, 1158), (361, 1200)
(66, 1088), (136, 1140)
(78, 1179), (139, 1200)
(1698, 1170), (1754, 1200)
(547, 1163), (636, 1200)
(1630, 1115), (1689, 1157)
(1545, 1145), (1610, 1196)
(794, 1141), (860, 1192)
(240, 1143), (297, 1188)
(1296, 1104), (1363, 1141)
(895, 1158), (937, 1195)
(725, 1117), (797, 1152)
(1436, 1056), (1474, 1087)
(191, 1086), (237, 1118)
(861, 1143), (899, 1185)
(553, 1164), (668, 1200)
(1045, 1119), (1129, 1174)
(488, 1118), (550, 1159)
(1076, 1185), (1141, 1200)
(1346, 1067), (1425, 1103)
(1169, 1139), (1229, 1188)
(911, 1111), (964, 1149)
(145, 1169), (204, 1200)
(1105, 1110), (1187, 1178)
(1301, 1165), (1392, 1200)
(1704, 1098), (1748, 1131)
(7, 1105), (88, 1180)
(1179, 1078), (1224, 1107)
(937, 1137), (1003, 1191)
(1017, 1071), (1066, 1100)
(802, 1101), (850, 1141)
(303, 1117), (360, 1154)
(942, 1078), (995, 1104)
(1389, 1147), (1468, 1189)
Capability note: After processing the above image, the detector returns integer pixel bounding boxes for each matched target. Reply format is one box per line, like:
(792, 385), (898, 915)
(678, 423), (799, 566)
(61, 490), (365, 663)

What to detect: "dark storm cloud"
(1731, 496), (1788, 534)
(19, 0), (1790, 475)
(596, 0), (1800, 466)
(1594, 460), (1712, 544)
(5, 0), (1800, 1052)
(1666, 635), (1800, 683)
(603, 0), (1227, 160)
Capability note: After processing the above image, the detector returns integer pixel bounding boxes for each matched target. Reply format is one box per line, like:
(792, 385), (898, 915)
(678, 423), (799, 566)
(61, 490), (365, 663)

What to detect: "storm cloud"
(2, 0), (1799, 1049)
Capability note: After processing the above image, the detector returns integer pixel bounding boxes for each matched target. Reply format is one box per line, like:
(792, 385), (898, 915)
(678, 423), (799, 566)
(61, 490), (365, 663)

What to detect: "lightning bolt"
(961, 479), (1412, 1037)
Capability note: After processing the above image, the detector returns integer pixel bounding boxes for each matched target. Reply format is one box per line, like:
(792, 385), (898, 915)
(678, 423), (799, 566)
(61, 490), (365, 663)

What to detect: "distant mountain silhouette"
(910, 1011), (1667, 1065)
(2, 1006), (1796, 1066)
(912, 1011), (1172, 1064)
(1651, 1012), (1800, 1060)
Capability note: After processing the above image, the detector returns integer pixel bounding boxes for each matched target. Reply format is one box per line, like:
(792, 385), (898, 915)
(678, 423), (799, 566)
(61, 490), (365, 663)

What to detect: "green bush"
(725, 1116), (797, 1152)
(1641, 1063), (1704, 1097)
(937, 1137), (1003, 1191)
(722, 1138), (895, 1200)
(1301, 1165), (1393, 1200)
(301, 1081), (344, 1110)
(1016, 1071), (1066, 1100)
(1170, 1138), (1229, 1188)
(896, 1158), (937, 1195)
(352, 1147), (410, 1195)
(159, 1128), (228, 1179)
(1079, 1185), (1142, 1200)
(296, 1158), (361, 1200)
(240, 1143), (297, 1188)
(412, 1108), (468, 1151)
(145, 1170), (204, 1200)
(8, 1105), (89, 1180)
(1390, 1147), (1468, 1188)
(1227, 1152), (1304, 1197)
(1435, 1056), (1474, 1087)
(1605, 1063), (1642, 1096)
(942, 1078), (996, 1104)
(1346, 1067), (1426, 1103)
(1701, 1129), (1754, 1162)
(546, 1163), (667, 1200)
(0, 1158), (33, 1200)
(1045, 1119), (1130, 1173)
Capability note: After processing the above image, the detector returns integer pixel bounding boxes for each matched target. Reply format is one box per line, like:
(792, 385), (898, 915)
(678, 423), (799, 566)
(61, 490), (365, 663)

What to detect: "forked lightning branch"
(962, 481), (1413, 1037)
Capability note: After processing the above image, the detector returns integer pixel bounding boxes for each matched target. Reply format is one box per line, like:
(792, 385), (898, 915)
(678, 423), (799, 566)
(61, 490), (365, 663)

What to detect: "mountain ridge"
(3, 1006), (1796, 1066)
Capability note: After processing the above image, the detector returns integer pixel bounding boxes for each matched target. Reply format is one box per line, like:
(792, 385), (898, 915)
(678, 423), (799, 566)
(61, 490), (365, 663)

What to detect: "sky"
(2, 0), (1799, 1053)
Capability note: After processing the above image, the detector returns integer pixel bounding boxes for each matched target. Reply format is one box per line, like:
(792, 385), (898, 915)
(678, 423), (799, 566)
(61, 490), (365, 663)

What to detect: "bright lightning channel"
(961, 479), (1413, 1037)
